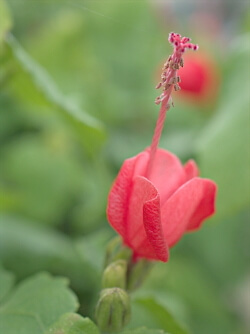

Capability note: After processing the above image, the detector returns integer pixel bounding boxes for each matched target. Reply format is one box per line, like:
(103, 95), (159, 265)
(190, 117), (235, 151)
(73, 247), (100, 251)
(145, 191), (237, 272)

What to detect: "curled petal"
(127, 176), (168, 261)
(184, 159), (199, 181)
(161, 177), (216, 247)
(143, 186), (169, 262)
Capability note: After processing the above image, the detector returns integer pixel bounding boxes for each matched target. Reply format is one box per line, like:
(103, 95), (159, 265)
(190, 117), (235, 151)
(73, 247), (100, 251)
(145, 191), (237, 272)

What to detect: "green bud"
(127, 259), (153, 292)
(95, 288), (131, 333)
(102, 260), (127, 289)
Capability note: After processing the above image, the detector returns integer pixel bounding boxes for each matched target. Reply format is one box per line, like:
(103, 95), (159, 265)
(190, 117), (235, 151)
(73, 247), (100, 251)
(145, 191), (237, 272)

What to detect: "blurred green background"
(0, 1), (249, 334)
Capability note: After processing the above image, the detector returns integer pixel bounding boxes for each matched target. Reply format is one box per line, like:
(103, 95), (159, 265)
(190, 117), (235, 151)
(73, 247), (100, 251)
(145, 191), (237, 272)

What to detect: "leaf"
(5, 33), (105, 153)
(0, 264), (15, 303)
(0, 272), (78, 334)
(0, 135), (83, 226)
(0, 0), (12, 43)
(132, 297), (189, 334)
(140, 258), (238, 334)
(121, 327), (170, 334)
(196, 36), (250, 221)
(0, 214), (100, 294)
(44, 313), (100, 334)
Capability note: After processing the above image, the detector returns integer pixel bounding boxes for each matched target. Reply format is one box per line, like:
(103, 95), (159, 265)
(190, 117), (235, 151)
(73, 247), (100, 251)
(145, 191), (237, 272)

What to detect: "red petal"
(106, 152), (148, 239)
(107, 156), (137, 239)
(127, 176), (168, 261)
(187, 179), (217, 231)
(147, 149), (186, 204)
(184, 159), (199, 181)
(161, 177), (216, 247)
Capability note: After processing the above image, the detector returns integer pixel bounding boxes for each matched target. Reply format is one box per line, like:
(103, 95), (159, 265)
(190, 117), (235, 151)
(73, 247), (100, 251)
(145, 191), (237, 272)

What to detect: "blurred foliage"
(0, 0), (249, 333)
(0, 269), (98, 334)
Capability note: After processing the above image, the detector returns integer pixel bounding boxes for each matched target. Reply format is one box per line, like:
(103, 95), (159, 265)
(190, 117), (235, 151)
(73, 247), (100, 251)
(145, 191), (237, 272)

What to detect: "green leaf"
(0, 264), (15, 303)
(0, 272), (78, 334)
(44, 313), (100, 334)
(133, 297), (189, 334)
(0, 214), (100, 294)
(0, 135), (83, 225)
(5, 33), (105, 153)
(198, 95), (249, 221)
(0, 0), (12, 43)
(196, 36), (250, 221)
(140, 258), (238, 334)
(121, 327), (170, 334)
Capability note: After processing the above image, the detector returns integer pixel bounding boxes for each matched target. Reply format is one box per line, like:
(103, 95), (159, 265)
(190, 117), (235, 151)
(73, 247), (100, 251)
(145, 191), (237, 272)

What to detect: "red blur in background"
(177, 51), (220, 105)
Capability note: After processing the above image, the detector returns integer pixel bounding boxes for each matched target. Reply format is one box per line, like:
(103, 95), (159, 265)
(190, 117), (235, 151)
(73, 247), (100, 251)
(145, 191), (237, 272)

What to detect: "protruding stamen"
(147, 32), (198, 178)
(155, 32), (199, 107)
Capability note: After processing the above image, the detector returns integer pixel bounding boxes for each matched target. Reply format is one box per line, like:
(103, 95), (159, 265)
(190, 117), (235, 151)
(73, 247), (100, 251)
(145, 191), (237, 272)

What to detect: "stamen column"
(145, 32), (198, 178)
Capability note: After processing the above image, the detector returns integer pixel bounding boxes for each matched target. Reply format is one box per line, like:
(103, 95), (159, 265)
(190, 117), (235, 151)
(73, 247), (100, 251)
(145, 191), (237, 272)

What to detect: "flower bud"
(95, 288), (131, 332)
(102, 260), (127, 289)
(127, 259), (153, 292)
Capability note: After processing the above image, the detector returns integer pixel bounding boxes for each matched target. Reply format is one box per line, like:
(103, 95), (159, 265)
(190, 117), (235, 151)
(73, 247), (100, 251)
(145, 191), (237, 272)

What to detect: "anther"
(182, 37), (191, 43)
(155, 97), (161, 105)
(169, 77), (178, 84)
(163, 84), (171, 90)
(155, 82), (162, 89)
(155, 32), (198, 106)
(170, 63), (179, 70)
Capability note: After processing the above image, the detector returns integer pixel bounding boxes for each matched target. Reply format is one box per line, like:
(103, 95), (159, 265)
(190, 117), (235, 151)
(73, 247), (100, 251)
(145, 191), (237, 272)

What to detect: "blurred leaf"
(121, 327), (169, 334)
(0, 0), (12, 43)
(129, 296), (189, 334)
(183, 209), (249, 286)
(135, 297), (189, 334)
(0, 264), (15, 302)
(45, 312), (100, 334)
(0, 272), (78, 334)
(71, 156), (113, 234)
(5, 33), (105, 153)
(141, 257), (237, 334)
(0, 188), (21, 211)
(0, 214), (100, 295)
(196, 36), (250, 221)
(0, 135), (83, 225)
(75, 229), (112, 272)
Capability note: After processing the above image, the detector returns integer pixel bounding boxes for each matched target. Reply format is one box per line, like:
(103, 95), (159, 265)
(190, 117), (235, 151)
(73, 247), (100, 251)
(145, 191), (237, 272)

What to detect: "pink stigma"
(168, 32), (198, 53)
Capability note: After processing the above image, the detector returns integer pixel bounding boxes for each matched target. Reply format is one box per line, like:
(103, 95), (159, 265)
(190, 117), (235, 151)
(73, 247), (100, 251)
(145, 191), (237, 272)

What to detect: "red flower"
(107, 149), (216, 262)
(177, 51), (220, 105)
(107, 33), (217, 262)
